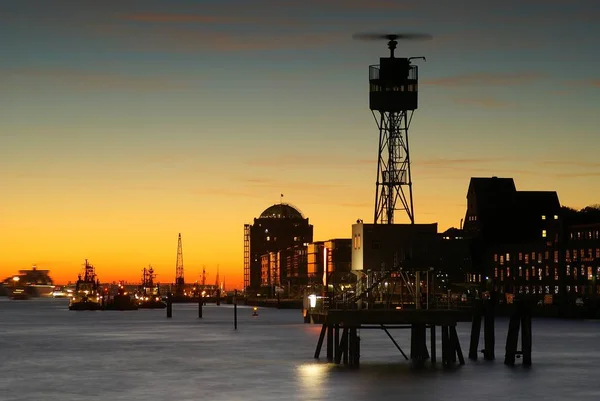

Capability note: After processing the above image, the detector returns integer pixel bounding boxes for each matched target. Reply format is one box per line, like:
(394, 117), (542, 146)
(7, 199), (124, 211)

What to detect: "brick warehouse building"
(463, 177), (563, 302)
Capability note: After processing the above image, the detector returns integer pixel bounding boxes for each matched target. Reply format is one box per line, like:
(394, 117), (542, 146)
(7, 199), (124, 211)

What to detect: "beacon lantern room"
(369, 58), (418, 112)
(244, 203), (313, 293)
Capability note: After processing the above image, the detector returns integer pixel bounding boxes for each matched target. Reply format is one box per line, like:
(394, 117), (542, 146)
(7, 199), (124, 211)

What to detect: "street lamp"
(12, 276), (20, 288)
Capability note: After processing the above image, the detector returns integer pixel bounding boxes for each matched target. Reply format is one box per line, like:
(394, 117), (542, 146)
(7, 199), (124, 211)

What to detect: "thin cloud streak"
(244, 155), (371, 168)
(423, 72), (544, 87)
(452, 97), (515, 109)
(1, 68), (188, 92)
(564, 79), (600, 89)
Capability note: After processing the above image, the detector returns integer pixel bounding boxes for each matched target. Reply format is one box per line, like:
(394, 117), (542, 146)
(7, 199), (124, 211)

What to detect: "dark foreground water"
(1, 298), (600, 401)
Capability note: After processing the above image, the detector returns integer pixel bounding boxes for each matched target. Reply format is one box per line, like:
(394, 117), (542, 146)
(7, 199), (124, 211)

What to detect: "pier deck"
(324, 308), (472, 326)
(312, 308), (472, 368)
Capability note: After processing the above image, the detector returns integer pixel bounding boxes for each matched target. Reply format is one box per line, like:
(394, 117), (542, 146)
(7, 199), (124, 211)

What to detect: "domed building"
(244, 203), (313, 293)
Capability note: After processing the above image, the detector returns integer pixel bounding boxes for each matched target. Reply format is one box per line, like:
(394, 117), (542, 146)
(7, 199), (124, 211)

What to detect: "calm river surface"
(1, 298), (600, 401)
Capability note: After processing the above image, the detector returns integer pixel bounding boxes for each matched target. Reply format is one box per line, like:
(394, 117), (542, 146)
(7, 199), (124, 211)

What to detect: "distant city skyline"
(2, 0), (599, 286)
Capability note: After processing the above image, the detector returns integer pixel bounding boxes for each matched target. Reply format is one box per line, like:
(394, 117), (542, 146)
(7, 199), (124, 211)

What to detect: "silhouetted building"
(351, 223), (440, 272)
(439, 227), (470, 284)
(244, 203), (313, 294)
(463, 177), (561, 300)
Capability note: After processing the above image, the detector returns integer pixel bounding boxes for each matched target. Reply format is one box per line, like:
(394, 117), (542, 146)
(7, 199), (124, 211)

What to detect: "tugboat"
(136, 266), (166, 309)
(68, 259), (103, 311)
(104, 283), (138, 311)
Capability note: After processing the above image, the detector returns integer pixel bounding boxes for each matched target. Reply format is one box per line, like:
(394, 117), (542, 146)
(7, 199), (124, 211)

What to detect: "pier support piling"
(326, 324), (334, 362)
(430, 325), (436, 364)
(468, 295), (496, 361)
(504, 297), (532, 366)
(314, 324), (327, 359)
(483, 293), (496, 361)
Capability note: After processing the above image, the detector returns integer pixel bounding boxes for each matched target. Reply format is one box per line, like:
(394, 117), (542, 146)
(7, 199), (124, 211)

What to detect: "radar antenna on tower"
(353, 32), (432, 224)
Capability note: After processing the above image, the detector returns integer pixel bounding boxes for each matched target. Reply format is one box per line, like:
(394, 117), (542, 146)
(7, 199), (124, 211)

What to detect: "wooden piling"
(234, 290), (238, 330)
(314, 324), (327, 359)
(504, 296), (533, 367)
(430, 325), (436, 364)
(441, 325), (450, 366)
(504, 307), (521, 366)
(521, 311), (532, 366)
(335, 327), (348, 364)
(468, 300), (483, 360)
(450, 325), (465, 365)
(166, 293), (172, 318)
(334, 324), (340, 359)
(483, 293), (496, 361)
(326, 324), (334, 362)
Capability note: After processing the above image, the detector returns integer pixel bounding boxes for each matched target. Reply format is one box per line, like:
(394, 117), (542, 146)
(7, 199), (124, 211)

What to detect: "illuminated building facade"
(244, 203), (313, 294)
(564, 223), (600, 297)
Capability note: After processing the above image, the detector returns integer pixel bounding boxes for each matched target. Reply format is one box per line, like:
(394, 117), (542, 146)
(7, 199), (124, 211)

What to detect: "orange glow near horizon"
(2, 1), (599, 288)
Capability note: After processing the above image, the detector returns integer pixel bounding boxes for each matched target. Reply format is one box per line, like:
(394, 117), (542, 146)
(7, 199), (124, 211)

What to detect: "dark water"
(1, 298), (599, 401)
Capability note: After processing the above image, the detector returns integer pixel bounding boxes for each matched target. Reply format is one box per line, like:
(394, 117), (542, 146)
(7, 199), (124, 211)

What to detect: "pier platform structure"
(312, 308), (471, 368)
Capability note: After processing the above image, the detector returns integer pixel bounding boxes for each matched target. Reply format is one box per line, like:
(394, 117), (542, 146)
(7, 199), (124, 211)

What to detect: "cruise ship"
(1, 265), (55, 297)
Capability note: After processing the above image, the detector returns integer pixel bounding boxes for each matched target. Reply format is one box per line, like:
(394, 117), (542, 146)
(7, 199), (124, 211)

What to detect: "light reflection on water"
(1, 298), (600, 401)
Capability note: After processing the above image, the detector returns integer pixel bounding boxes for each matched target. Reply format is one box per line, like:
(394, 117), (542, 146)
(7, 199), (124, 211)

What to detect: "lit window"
(266, 236), (271, 241)
(541, 215), (546, 220)
(542, 230), (547, 238)
(506, 253), (510, 262)
(554, 215), (558, 220)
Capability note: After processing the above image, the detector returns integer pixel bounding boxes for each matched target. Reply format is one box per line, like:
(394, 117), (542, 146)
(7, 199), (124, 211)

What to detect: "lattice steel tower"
(175, 233), (184, 295)
(356, 33), (430, 224)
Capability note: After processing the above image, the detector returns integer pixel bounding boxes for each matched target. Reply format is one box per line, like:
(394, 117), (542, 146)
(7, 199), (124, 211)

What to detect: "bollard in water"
(167, 293), (173, 318)
(198, 295), (203, 319)
(234, 289), (238, 330)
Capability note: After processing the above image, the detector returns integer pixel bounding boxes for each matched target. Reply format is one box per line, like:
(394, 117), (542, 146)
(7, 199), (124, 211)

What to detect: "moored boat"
(136, 266), (167, 309)
(68, 260), (102, 311)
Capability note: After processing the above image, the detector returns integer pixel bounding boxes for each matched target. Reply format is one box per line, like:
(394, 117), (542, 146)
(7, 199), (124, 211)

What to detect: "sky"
(1, 0), (599, 287)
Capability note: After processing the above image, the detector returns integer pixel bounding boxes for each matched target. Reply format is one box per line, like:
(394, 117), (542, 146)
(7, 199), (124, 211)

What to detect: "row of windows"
(495, 251), (559, 264)
(494, 266), (559, 281)
(566, 249), (600, 259)
(467, 273), (483, 283)
(541, 215), (559, 220)
(493, 265), (600, 281)
(496, 285), (595, 295)
(569, 230), (600, 240)
(495, 249), (600, 265)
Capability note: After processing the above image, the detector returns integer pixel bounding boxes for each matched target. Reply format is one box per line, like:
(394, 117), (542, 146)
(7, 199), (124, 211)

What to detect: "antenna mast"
(175, 233), (184, 295)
